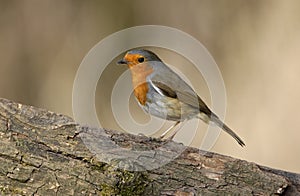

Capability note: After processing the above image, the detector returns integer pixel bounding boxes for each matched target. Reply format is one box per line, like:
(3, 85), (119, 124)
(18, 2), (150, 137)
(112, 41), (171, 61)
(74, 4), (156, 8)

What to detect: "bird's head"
(117, 49), (161, 68)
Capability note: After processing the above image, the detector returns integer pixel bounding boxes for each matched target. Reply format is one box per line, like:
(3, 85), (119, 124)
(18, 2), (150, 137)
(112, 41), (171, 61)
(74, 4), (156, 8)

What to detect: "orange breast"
(130, 64), (153, 105)
(133, 83), (149, 105)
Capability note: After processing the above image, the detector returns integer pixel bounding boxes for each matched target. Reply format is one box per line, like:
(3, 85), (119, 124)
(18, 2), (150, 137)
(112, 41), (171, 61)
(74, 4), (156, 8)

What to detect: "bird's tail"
(210, 114), (245, 147)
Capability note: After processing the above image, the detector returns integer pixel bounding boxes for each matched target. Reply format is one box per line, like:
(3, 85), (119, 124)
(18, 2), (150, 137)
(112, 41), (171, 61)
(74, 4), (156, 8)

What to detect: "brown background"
(0, 1), (299, 173)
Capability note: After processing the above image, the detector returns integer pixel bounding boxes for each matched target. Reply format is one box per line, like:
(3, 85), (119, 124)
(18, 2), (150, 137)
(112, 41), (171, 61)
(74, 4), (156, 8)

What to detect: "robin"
(117, 49), (245, 147)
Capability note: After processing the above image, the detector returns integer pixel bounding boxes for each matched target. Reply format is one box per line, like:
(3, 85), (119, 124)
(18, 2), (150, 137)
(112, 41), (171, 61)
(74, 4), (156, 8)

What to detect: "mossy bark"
(0, 98), (299, 195)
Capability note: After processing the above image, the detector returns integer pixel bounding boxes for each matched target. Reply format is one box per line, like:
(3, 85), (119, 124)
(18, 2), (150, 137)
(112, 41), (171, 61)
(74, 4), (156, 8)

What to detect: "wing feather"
(147, 61), (212, 115)
(149, 75), (212, 116)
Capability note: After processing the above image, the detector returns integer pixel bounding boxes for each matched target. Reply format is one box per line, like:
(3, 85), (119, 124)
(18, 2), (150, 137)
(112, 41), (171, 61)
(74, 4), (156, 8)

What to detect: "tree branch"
(0, 98), (298, 195)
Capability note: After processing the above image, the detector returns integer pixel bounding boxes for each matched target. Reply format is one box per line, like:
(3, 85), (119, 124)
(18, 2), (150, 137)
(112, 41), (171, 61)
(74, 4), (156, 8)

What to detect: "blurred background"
(0, 0), (299, 173)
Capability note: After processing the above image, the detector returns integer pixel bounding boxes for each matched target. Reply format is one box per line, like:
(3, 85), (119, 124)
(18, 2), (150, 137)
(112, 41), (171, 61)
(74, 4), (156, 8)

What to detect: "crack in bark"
(32, 183), (46, 196)
(0, 153), (20, 164)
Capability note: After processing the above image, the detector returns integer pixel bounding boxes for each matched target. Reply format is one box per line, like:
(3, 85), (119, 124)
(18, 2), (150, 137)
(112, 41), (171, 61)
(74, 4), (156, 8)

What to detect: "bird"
(117, 49), (245, 147)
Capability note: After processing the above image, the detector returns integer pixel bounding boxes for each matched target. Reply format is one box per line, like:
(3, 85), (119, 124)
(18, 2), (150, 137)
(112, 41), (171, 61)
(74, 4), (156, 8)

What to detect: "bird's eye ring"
(137, 57), (144, 63)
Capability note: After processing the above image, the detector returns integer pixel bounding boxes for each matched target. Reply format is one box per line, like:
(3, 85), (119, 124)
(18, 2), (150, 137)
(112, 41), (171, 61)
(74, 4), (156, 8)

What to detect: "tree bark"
(0, 98), (299, 195)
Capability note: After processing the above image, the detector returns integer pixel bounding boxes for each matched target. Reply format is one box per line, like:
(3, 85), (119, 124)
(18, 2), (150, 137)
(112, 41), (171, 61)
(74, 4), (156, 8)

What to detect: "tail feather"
(211, 115), (245, 147)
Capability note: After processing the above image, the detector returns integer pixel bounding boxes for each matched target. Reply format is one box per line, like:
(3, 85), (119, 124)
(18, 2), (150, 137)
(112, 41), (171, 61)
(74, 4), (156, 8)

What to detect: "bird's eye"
(137, 57), (144, 63)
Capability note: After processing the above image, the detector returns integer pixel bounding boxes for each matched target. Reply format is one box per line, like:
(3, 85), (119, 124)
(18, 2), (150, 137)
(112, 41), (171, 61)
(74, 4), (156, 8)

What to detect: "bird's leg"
(159, 121), (180, 139)
(166, 120), (187, 140)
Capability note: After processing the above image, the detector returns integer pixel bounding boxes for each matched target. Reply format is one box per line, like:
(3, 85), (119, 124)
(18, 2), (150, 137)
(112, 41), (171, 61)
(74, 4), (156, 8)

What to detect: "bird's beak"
(117, 59), (127, 65)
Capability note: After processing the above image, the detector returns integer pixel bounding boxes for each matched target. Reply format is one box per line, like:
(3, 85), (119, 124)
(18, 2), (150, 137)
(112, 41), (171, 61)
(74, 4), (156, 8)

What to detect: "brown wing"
(151, 81), (177, 98)
(148, 61), (213, 116)
(176, 91), (212, 116)
(150, 80), (212, 116)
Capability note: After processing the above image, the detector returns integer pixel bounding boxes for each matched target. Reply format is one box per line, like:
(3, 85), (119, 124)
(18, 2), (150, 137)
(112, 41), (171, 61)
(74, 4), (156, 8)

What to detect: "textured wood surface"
(0, 98), (299, 195)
